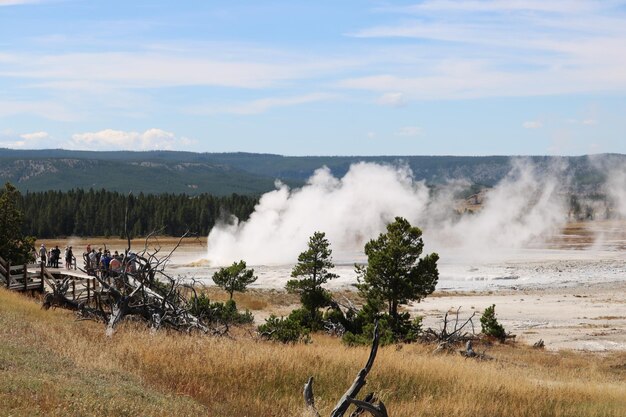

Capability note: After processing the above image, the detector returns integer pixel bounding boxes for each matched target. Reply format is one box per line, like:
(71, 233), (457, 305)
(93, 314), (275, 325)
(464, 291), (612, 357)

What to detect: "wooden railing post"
(7, 261), (10, 288)
(72, 280), (76, 301)
(23, 264), (27, 291)
(86, 278), (91, 304)
(40, 263), (45, 292)
(0, 256), (6, 285)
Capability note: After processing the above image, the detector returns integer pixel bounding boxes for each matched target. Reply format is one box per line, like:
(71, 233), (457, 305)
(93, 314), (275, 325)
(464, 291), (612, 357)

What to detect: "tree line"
(15, 188), (258, 238)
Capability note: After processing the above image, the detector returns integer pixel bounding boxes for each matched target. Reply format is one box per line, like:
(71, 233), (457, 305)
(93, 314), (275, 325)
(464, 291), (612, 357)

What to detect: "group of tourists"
(37, 243), (136, 279)
(83, 244), (136, 278)
(38, 244), (74, 269)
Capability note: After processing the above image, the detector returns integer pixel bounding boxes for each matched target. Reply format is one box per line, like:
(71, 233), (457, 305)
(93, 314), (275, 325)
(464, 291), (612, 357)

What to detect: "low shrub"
(257, 314), (310, 344)
(188, 294), (254, 325)
(342, 312), (423, 346)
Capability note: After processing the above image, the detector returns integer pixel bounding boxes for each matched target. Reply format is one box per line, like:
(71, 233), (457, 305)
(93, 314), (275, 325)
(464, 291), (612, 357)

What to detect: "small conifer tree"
(480, 304), (506, 340)
(212, 260), (257, 300)
(286, 231), (337, 329)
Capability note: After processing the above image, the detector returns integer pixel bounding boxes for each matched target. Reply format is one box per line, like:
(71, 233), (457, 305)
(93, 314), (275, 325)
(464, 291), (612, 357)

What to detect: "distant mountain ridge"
(0, 148), (623, 196)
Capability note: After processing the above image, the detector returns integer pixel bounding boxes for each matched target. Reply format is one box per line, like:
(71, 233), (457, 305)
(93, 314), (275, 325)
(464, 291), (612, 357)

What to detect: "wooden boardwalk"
(0, 255), (101, 305)
(0, 257), (44, 292)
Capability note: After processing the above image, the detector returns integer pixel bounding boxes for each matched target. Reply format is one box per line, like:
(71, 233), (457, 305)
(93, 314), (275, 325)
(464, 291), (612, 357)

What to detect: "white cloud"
(367, 131), (377, 139)
(0, 140), (26, 148)
(20, 131), (49, 140)
(339, 68), (528, 100)
(376, 92), (407, 107)
(0, 0), (43, 5)
(344, 1), (626, 100)
(566, 118), (598, 126)
(1, 51), (355, 90)
(396, 126), (422, 136)
(66, 128), (196, 151)
(397, 1), (617, 14)
(190, 93), (337, 115)
(0, 100), (76, 121)
(0, 135), (27, 148)
(523, 121), (543, 129)
(0, 130), (49, 149)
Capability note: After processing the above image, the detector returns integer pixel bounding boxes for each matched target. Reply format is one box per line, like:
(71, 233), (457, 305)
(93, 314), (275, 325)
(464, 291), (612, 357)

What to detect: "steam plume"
(207, 163), (429, 265)
(427, 159), (568, 260)
(605, 161), (626, 218)
(206, 159), (569, 266)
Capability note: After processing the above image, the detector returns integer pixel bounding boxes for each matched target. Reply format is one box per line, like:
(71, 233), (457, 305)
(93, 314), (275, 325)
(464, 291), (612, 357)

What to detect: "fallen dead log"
(460, 340), (493, 361)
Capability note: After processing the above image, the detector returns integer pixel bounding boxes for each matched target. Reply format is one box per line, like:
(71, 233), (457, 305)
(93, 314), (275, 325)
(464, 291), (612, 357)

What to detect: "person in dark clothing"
(65, 246), (73, 269)
(96, 248), (103, 271)
(100, 251), (111, 278)
(51, 245), (61, 268)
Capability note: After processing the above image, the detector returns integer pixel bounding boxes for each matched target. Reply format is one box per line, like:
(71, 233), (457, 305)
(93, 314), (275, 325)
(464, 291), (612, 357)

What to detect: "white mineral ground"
(41, 220), (626, 352)
(182, 220), (626, 352)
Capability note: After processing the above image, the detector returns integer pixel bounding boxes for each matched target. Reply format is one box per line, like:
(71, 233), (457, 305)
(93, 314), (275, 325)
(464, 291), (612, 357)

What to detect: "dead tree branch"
(423, 307), (477, 351)
(304, 323), (389, 417)
(304, 377), (321, 417)
(69, 227), (215, 336)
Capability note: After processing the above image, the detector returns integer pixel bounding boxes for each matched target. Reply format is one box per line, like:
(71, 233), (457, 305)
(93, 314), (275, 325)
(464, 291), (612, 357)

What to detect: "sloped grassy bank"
(1, 288), (625, 417)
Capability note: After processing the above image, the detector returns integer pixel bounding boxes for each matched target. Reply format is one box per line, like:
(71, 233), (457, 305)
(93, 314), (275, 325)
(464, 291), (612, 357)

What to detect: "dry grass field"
(1, 288), (626, 417)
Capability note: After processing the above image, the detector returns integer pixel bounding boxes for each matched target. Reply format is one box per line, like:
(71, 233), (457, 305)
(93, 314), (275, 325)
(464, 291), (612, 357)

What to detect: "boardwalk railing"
(1, 255), (101, 307)
(0, 255), (43, 292)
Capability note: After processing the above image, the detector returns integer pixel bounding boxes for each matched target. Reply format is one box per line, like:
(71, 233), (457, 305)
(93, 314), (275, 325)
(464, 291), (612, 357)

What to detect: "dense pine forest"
(17, 189), (258, 238)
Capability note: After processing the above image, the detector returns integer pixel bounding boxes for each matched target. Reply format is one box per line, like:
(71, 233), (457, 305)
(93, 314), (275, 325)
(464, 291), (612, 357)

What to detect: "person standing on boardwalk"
(109, 255), (121, 277)
(96, 248), (103, 271)
(65, 246), (73, 269)
(100, 251), (111, 278)
(85, 244), (92, 269)
(39, 244), (47, 266)
(88, 249), (97, 276)
(51, 245), (61, 268)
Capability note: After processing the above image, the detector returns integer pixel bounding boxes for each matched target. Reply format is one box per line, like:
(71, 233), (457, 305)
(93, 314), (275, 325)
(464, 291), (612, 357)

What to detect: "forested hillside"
(0, 155), (280, 196)
(17, 189), (258, 238)
(3, 149), (623, 196)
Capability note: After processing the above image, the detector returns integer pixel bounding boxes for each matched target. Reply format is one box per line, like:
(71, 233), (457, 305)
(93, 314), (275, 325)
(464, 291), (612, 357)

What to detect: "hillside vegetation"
(2, 149), (623, 195)
(1, 288), (625, 417)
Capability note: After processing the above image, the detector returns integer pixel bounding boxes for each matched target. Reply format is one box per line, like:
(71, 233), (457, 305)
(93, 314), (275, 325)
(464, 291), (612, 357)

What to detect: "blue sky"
(0, 0), (625, 155)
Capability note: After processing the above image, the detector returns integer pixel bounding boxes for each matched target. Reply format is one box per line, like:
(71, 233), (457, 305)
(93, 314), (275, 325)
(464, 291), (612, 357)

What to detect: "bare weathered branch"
(304, 376), (320, 417)
(345, 397), (388, 417)
(329, 322), (386, 417)
(301, 322), (388, 416)
(422, 307), (477, 346)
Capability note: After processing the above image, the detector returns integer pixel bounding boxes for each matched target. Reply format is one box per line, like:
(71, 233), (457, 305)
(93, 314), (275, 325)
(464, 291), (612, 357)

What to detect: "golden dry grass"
(1, 288), (625, 417)
(37, 236), (206, 249)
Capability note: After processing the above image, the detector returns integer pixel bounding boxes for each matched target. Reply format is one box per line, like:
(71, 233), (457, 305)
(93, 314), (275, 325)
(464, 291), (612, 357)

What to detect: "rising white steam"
(605, 162), (626, 218)
(206, 159), (569, 266)
(207, 163), (429, 265)
(427, 159), (568, 260)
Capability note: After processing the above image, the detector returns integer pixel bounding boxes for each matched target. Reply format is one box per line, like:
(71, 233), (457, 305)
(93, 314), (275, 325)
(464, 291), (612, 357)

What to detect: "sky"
(0, 0), (625, 156)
